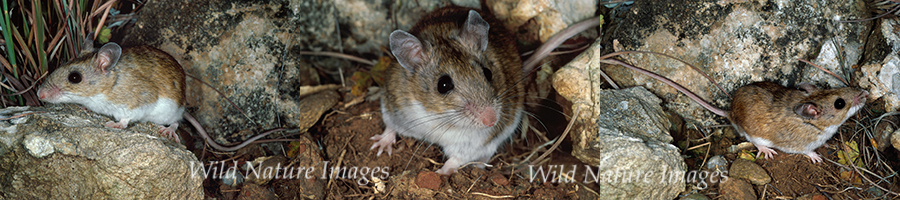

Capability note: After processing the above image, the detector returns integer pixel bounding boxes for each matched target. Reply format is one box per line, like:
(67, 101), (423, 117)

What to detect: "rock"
(486, 0), (599, 42)
(124, 0), (344, 146)
(706, 155), (728, 173)
(892, 128), (900, 151)
(859, 18), (900, 111)
(415, 171), (442, 191)
(0, 105), (203, 199)
(552, 64), (685, 200)
(603, 0), (870, 125)
(719, 178), (757, 200)
(729, 159), (771, 185)
(680, 192), (711, 200)
(388, 170), (438, 198)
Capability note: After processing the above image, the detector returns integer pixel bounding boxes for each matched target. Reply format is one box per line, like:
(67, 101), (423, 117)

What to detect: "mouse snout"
(855, 90), (869, 104)
(466, 102), (498, 127)
(37, 85), (59, 101)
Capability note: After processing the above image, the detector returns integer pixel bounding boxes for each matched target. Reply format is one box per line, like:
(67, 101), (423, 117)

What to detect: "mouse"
(369, 6), (525, 174)
(37, 38), (282, 152)
(609, 59), (868, 163)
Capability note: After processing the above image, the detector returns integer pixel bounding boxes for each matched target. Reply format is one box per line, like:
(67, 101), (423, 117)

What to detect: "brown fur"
(383, 6), (524, 142)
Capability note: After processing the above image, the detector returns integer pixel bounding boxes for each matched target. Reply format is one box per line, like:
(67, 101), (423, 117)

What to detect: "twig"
(798, 58), (848, 85)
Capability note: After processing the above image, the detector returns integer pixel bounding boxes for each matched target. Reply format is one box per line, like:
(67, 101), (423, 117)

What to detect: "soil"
(189, 84), (900, 199)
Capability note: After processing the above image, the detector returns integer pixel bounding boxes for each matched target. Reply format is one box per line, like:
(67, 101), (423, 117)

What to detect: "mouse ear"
(794, 103), (821, 119)
(459, 10), (489, 53)
(80, 32), (96, 55)
(95, 43), (122, 74)
(390, 30), (427, 73)
(798, 83), (818, 93)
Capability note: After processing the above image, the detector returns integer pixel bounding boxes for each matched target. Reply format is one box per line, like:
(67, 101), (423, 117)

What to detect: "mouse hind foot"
(370, 128), (398, 156)
(805, 152), (823, 164)
(158, 122), (180, 143)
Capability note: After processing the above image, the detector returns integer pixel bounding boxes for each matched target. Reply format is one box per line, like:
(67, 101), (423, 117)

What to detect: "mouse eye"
(67, 71), (82, 84)
(481, 67), (493, 83)
(437, 75), (454, 94)
(834, 98), (846, 109)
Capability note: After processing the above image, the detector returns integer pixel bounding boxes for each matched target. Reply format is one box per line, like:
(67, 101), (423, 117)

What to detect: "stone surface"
(551, 70), (685, 200)
(729, 159), (771, 185)
(719, 178), (757, 200)
(487, 0), (599, 42)
(892, 128), (900, 151)
(859, 18), (900, 111)
(0, 105), (203, 199)
(601, 0), (870, 124)
(680, 192), (711, 200)
(415, 171), (442, 191)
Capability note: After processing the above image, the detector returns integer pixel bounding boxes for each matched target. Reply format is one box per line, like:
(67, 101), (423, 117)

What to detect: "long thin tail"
(600, 59), (729, 117)
(183, 112), (285, 151)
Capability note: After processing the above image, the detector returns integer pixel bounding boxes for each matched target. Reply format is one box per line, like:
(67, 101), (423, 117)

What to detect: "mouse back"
(39, 43), (186, 110)
(729, 82), (867, 153)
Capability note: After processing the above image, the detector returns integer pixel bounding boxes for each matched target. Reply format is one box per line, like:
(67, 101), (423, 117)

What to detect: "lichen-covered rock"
(604, 0), (870, 124)
(0, 105), (203, 199)
(552, 69), (686, 199)
(124, 0), (345, 145)
(859, 18), (900, 111)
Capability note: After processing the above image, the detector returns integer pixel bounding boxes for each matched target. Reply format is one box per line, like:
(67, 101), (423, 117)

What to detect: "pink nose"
(480, 108), (497, 127)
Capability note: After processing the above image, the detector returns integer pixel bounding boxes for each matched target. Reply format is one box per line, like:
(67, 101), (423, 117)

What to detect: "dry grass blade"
(798, 58), (849, 85)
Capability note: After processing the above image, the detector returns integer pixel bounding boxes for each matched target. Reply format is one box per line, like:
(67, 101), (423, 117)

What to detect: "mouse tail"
(600, 59), (729, 117)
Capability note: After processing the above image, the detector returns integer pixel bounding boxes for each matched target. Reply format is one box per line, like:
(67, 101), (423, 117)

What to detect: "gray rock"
(729, 158), (771, 185)
(603, 0), (870, 124)
(0, 105), (203, 199)
(859, 18), (900, 111)
(552, 68), (685, 200)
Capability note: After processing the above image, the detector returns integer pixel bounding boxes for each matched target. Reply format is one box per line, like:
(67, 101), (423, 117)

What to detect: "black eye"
(437, 75), (454, 94)
(481, 67), (493, 83)
(67, 71), (82, 84)
(834, 98), (846, 109)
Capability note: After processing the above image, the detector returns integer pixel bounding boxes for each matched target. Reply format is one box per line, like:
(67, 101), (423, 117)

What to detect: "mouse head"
(37, 42), (123, 103)
(388, 10), (511, 129)
(793, 86), (868, 124)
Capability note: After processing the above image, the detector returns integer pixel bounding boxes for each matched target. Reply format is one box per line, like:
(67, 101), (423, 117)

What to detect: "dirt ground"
(188, 85), (899, 199)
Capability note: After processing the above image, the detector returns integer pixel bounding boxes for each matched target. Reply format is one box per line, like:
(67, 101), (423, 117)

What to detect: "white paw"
(158, 125), (180, 143)
(805, 152), (823, 164)
(755, 144), (778, 160)
(370, 128), (397, 156)
(105, 121), (127, 129)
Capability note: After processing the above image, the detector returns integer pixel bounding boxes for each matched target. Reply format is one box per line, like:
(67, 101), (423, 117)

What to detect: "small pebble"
(729, 158), (771, 185)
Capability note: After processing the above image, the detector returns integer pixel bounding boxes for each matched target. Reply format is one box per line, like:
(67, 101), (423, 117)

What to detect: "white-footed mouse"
(37, 38), (281, 152)
(608, 59), (868, 163)
(370, 6), (525, 174)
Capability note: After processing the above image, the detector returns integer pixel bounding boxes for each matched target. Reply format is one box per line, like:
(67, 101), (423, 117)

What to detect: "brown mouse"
(369, 6), (525, 174)
(611, 60), (867, 163)
(38, 37), (283, 151)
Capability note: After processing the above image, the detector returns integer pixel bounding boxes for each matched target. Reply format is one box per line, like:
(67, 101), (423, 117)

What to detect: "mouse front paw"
(370, 128), (398, 156)
(755, 144), (778, 160)
(105, 118), (131, 129)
